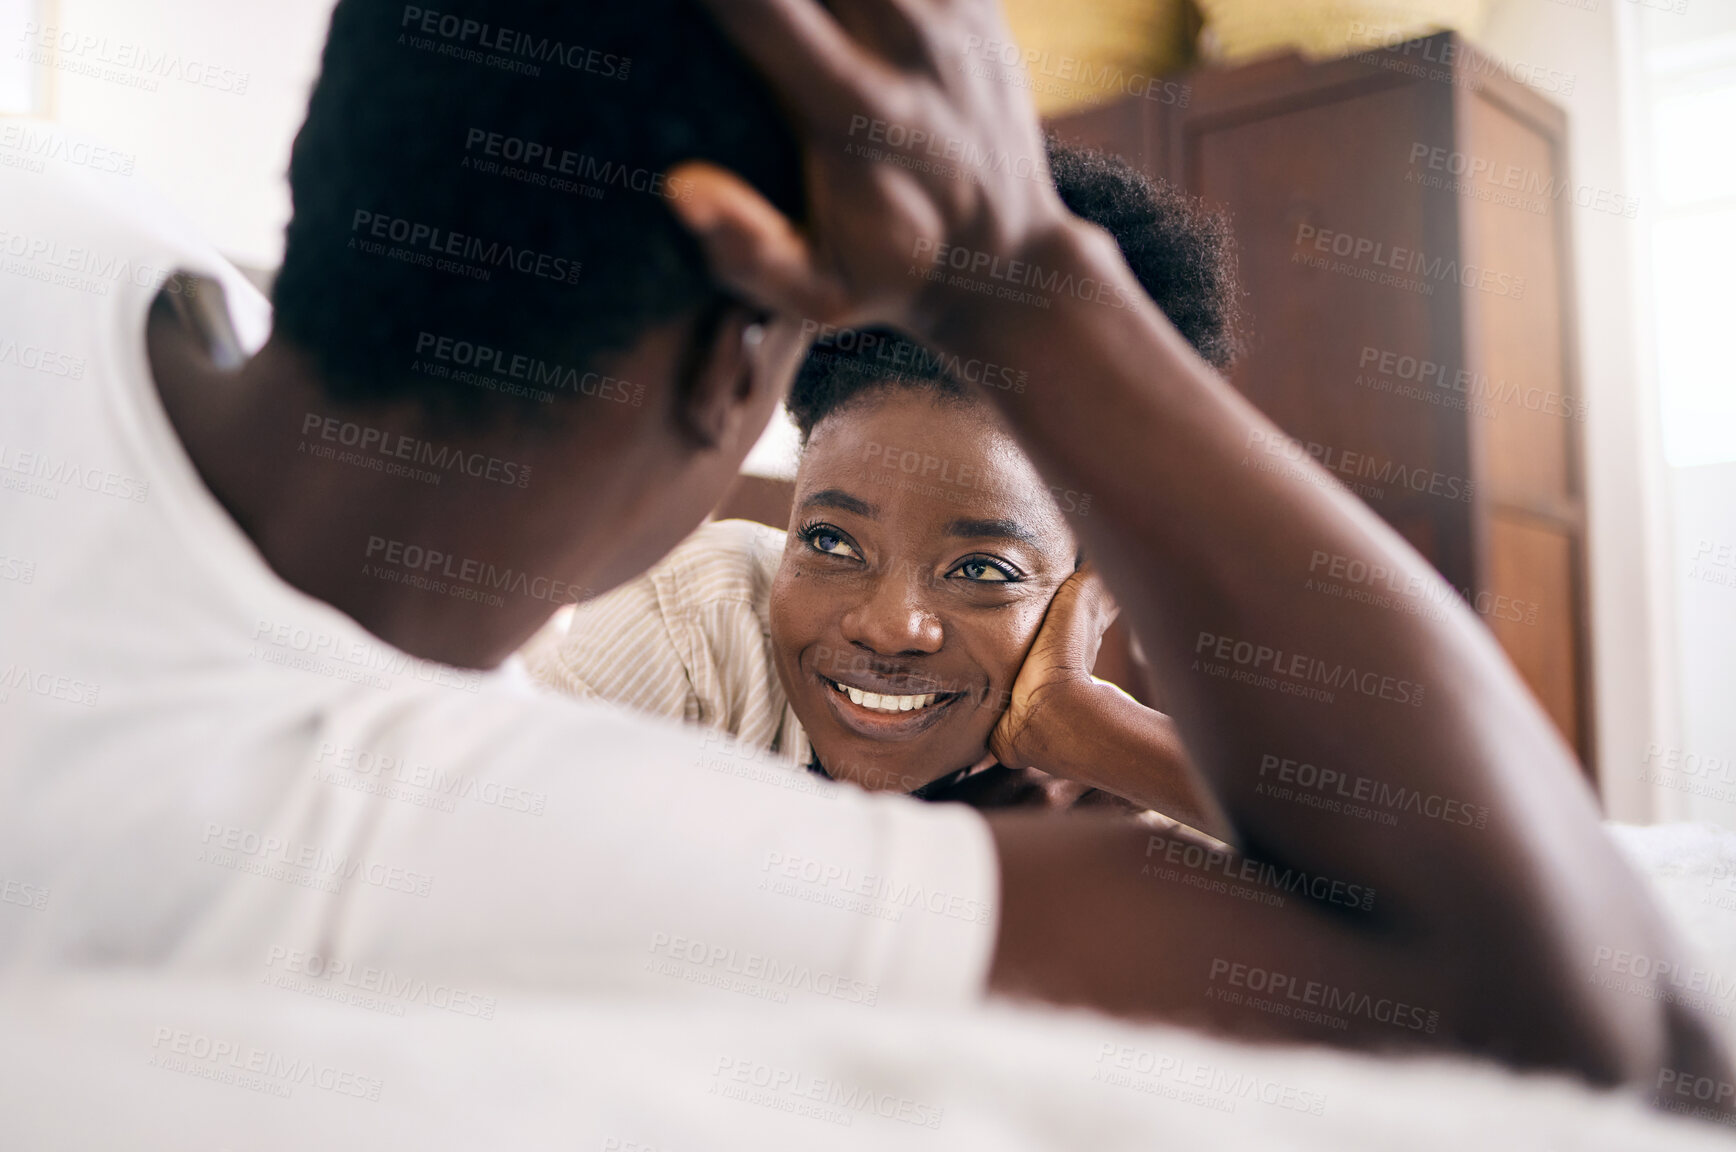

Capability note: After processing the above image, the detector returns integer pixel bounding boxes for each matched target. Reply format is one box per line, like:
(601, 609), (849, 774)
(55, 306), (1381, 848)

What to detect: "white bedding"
(2, 822), (1733, 1150)
(1610, 819), (1736, 1052)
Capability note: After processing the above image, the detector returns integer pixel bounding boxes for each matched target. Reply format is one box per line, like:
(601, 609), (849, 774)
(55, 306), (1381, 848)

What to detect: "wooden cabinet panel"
(1487, 513), (1581, 747)
(1186, 79), (1475, 587)
(1460, 90), (1575, 509)
(1194, 84), (1447, 464)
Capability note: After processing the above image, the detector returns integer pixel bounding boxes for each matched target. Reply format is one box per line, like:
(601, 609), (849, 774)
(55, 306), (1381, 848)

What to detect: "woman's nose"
(840, 564), (944, 656)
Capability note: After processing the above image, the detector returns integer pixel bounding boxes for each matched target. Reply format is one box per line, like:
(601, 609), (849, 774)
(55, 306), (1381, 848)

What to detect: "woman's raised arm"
(671, 0), (1732, 1102)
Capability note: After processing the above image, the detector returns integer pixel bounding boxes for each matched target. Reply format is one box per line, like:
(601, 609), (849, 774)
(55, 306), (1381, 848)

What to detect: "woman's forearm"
(926, 217), (1688, 1077)
(1021, 679), (1232, 841)
(931, 218), (1615, 905)
(678, 0), (1726, 1093)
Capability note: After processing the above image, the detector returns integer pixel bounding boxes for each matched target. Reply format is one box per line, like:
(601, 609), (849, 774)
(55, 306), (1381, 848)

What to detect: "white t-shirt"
(0, 160), (998, 1005)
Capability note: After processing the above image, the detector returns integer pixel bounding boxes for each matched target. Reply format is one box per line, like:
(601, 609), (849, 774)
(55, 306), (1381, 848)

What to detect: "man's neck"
(144, 282), (603, 669)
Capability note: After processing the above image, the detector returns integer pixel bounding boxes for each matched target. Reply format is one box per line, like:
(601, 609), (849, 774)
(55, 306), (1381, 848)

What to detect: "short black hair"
(273, 1), (801, 425)
(788, 139), (1241, 442)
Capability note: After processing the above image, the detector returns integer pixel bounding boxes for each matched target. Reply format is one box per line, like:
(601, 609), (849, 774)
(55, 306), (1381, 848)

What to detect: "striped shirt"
(523, 519), (813, 770)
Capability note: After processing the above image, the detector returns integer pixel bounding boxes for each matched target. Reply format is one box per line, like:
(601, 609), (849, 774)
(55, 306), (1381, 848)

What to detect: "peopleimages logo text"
(911, 237), (1136, 310)
(1294, 224), (1525, 299)
(399, 7), (629, 79)
(415, 333), (642, 405)
(349, 211), (580, 284)
(301, 413), (530, 487)
(1195, 630), (1425, 708)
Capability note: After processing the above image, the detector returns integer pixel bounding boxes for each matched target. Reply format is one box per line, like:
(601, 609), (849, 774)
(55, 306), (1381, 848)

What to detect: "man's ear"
(675, 300), (769, 449)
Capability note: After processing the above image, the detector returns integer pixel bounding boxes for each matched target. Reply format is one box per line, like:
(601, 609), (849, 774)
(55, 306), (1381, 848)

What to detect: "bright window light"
(0, 0), (38, 115)
(1654, 210), (1736, 467)
(1654, 83), (1736, 211)
(1650, 70), (1736, 467)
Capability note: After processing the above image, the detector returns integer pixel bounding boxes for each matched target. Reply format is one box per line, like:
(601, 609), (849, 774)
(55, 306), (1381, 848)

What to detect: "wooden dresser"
(1053, 32), (1595, 772)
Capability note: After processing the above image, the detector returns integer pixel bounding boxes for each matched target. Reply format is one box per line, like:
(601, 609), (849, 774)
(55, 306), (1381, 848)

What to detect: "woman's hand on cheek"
(989, 564), (1118, 773)
(985, 572), (1229, 834)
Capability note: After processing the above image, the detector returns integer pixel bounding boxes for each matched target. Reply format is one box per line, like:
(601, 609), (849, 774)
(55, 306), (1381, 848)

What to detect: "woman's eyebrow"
(946, 517), (1039, 545)
(802, 489), (878, 518)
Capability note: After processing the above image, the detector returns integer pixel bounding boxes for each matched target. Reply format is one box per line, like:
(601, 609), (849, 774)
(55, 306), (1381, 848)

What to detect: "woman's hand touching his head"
(664, 0), (1079, 339)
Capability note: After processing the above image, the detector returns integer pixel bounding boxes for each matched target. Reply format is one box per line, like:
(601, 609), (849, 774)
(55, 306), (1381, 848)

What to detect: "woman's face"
(769, 389), (1076, 792)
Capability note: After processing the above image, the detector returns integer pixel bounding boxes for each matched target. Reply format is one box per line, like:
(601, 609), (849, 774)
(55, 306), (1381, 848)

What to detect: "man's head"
(276, 0), (801, 420)
(271, 1), (811, 598)
(770, 141), (1239, 790)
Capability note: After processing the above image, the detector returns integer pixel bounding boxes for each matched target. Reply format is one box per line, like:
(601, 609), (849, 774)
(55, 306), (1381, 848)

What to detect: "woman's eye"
(804, 527), (861, 560)
(950, 557), (1016, 583)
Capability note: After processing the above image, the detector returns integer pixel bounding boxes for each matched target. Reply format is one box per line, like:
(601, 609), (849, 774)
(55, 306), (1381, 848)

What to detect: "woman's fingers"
(1071, 562), (1121, 631)
(1033, 565), (1118, 673)
(688, 0), (1071, 342)
(665, 161), (853, 322)
(823, 0), (935, 74)
(691, 0), (886, 132)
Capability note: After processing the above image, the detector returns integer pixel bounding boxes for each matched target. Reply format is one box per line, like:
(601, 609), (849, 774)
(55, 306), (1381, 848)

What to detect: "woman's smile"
(816, 670), (965, 738)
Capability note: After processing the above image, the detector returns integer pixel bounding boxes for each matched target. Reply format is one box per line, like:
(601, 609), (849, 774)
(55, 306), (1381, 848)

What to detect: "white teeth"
(834, 681), (939, 713)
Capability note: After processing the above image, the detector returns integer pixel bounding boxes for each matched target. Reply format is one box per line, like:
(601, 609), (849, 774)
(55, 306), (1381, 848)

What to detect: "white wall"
(1637, 2), (1736, 826)
(1478, 0), (1678, 822)
(1670, 463), (1736, 823)
(2, 0), (339, 268)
